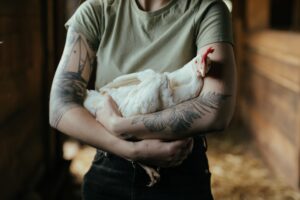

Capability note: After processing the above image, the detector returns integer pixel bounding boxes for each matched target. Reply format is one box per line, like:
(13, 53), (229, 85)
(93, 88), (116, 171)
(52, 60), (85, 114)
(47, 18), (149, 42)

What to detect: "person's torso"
(95, 0), (204, 89)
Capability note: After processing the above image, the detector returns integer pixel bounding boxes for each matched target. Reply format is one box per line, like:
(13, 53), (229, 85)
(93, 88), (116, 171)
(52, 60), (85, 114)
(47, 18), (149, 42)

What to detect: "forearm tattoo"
(50, 29), (96, 127)
(132, 92), (231, 134)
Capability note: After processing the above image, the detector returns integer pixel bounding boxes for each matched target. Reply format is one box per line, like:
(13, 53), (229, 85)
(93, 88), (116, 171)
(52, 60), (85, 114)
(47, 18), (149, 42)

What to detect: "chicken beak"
(196, 67), (205, 78)
(199, 69), (205, 78)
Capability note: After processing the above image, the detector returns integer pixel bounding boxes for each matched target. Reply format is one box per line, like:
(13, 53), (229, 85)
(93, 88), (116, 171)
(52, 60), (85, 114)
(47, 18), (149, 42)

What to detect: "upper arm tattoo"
(132, 92), (231, 134)
(49, 29), (97, 127)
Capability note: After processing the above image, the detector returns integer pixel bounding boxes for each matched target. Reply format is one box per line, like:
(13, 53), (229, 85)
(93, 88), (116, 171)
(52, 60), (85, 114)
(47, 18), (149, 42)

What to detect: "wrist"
(110, 116), (131, 135)
(128, 141), (145, 162)
(95, 110), (121, 134)
(117, 140), (138, 160)
(109, 115), (122, 134)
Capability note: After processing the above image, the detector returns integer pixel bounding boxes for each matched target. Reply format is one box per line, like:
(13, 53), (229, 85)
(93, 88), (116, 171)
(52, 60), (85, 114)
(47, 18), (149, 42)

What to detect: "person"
(49, 0), (236, 199)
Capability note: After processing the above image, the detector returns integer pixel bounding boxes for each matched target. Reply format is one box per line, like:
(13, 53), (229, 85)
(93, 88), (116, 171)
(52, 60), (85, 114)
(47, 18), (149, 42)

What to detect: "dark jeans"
(82, 137), (214, 200)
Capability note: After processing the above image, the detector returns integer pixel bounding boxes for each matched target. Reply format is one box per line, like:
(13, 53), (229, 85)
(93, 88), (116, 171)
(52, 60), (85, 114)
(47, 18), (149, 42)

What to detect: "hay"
(207, 129), (300, 200)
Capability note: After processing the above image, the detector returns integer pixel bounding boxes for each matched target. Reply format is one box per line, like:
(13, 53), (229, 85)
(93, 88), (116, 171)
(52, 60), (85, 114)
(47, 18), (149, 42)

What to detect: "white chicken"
(83, 47), (214, 187)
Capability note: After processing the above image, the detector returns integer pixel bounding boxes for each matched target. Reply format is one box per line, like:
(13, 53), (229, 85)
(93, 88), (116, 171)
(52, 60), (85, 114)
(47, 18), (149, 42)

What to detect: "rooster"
(84, 47), (214, 186)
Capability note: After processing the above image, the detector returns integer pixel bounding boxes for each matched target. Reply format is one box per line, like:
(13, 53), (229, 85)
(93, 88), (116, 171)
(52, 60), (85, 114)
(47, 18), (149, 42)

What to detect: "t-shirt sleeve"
(65, 0), (103, 50)
(195, 0), (234, 49)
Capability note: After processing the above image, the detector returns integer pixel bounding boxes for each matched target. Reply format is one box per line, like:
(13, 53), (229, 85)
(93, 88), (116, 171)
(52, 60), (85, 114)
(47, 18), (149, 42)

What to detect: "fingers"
(169, 138), (193, 151)
(136, 138), (195, 168)
(165, 138), (194, 168)
(170, 137), (191, 146)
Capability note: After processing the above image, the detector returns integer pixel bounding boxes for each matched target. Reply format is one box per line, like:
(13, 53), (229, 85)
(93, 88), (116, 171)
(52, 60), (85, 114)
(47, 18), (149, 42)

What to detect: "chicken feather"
(83, 48), (214, 187)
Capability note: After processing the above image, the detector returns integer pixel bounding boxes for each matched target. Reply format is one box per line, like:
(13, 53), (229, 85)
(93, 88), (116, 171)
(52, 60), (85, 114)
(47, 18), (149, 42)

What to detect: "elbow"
(49, 120), (57, 129)
(49, 115), (56, 129)
(215, 117), (231, 132)
(216, 91), (236, 131)
(48, 97), (84, 129)
(48, 96), (64, 129)
(214, 105), (235, 132)
(49, 104), (59, 129)
(49, 88), (60, 129)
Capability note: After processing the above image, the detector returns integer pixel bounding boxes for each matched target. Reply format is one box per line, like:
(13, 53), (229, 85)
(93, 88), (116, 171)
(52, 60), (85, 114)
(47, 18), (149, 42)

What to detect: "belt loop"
(131, 161), (136, 169)
(103, 150), (111, 158)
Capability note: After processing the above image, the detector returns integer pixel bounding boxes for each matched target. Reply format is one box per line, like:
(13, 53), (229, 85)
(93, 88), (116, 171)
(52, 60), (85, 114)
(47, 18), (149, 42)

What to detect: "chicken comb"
(201, 47), (215, 64)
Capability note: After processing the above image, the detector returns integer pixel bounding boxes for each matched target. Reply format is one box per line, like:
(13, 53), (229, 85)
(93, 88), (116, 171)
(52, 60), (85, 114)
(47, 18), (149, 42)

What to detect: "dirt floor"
(62, 127), (300, 200)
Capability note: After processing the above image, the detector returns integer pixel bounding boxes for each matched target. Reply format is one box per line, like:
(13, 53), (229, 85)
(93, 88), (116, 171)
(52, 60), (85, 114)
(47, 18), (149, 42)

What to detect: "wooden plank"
(0, 135), (44, 200)
(0, 0), (65, 197)
(298, 92), (300, 189)
(0, 2), (46, 197)
(246, 0), (270, 30)
(293, 0), (300, 30)
(240, 99), (298, 187)
(0, 77), (41, 122)
(0, 20), (19, 77)
(43, 0), (66, 170)
(238, 0), (300, 190)
(245, 50), (300, 93)
(241, 66), (298, 144)
(0, 105), (42, 164)
(0, 12), (43, 122)
(0, 106), (44, 199)
(247, 31), (300, 67)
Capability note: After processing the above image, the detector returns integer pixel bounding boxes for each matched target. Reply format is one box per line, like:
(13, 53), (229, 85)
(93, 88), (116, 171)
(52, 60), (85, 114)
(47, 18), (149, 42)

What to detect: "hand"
(131, 138), (194, 168)
(95, 95), (122, 134)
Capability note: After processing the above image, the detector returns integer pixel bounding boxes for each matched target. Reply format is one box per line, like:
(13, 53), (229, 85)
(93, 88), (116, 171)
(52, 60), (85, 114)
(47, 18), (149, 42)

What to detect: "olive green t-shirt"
(66, 0), (233, 89)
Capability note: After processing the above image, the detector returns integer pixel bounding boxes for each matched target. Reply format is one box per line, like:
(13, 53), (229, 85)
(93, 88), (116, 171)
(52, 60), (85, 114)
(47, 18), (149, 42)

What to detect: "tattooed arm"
(49, 28), (137, 158)
(49, 28), (192, 166)
(99, 43), (237, 140)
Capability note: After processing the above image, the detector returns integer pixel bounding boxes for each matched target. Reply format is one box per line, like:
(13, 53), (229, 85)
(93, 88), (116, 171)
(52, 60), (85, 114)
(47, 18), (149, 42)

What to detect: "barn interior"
(0, 0), (300, 199)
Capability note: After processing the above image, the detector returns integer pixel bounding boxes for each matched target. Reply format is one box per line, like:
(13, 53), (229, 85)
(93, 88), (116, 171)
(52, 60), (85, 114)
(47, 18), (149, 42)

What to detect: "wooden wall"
(0, 1), (44, 199)
(233, 0), (300, 188)
(0, 0), (66, 199)
(240, 31), (300, 187)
